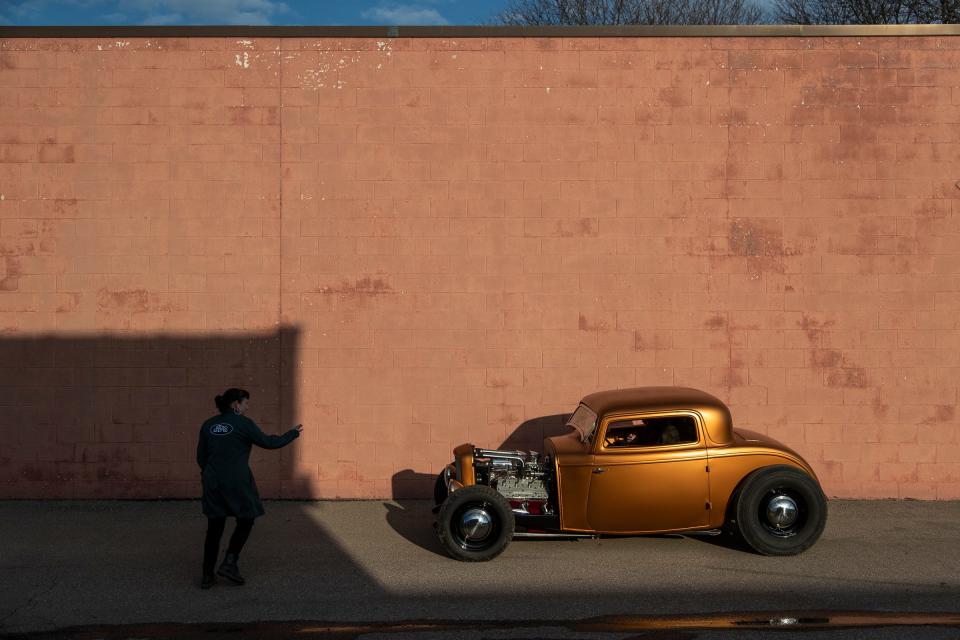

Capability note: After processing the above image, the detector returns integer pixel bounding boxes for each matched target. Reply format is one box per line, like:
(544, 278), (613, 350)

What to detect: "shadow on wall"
(0, 326), (310, 500)
(0, 325), (392, 601)
(386, 413), (572, 554)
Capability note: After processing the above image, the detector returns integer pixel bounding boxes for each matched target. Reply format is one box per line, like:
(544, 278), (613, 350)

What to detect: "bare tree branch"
(499, 0), (959, 24)
(497, 0), (764, 25)
(774, 0), (959, 24)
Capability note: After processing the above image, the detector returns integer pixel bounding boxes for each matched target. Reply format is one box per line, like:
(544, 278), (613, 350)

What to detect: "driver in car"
(606, 429), (639, 447)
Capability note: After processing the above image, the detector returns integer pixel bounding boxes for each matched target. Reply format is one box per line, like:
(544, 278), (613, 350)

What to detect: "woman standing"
(196, 388), (303, 589)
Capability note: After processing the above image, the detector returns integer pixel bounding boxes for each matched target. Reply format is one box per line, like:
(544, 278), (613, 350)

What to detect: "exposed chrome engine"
(473, 448), (553, 512)
(495, 476), (549, 501)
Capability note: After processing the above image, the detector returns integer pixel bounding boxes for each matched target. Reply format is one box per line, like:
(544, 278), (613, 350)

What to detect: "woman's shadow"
(385, 414), (570, 556)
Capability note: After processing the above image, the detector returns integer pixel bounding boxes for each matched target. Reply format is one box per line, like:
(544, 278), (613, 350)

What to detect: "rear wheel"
(734, 466), (827, 556)
(436, 485), (514, 561)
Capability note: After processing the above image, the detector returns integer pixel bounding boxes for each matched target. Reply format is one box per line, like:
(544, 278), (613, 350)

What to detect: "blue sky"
(0, 0), (510, 25)
(0, 0), (780, 26)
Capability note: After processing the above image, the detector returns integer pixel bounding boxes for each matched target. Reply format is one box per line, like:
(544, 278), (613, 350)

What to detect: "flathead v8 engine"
(434, 444), (561, 562)
(472, 448), (554, 515)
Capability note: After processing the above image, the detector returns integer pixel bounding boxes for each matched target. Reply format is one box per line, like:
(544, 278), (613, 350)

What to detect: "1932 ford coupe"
(434, 387), (827, 561)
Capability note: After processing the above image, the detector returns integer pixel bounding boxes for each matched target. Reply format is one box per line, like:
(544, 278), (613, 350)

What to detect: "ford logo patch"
(210, 423), (233, 436)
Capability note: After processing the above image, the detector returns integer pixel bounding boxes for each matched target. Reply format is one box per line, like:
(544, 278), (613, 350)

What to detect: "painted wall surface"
(1, 34), (959, 500)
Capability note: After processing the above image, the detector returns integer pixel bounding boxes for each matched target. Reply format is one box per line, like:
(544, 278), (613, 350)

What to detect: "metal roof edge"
(1, 24), (959, 38)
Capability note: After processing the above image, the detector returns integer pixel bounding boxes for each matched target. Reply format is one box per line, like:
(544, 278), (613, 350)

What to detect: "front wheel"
(436, 485), (514, 561)
(433, 469), (449, 505)
(733, 466), (827, 556)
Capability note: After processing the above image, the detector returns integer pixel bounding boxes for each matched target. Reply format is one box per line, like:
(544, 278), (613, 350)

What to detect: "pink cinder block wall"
(0, 33), (958, 500)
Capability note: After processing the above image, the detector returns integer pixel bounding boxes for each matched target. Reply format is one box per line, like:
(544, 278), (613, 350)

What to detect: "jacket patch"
(210, 423), (234, 436)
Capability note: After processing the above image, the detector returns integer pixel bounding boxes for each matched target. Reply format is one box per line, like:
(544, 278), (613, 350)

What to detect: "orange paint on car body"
(447, 387), (823, 539)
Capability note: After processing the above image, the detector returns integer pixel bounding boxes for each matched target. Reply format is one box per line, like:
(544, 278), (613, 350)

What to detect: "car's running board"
(513, 532), (597, 539)
(513, 529), (723, 539)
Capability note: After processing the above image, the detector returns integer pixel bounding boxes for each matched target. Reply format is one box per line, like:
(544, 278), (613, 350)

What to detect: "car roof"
(580, 386), (729, 417)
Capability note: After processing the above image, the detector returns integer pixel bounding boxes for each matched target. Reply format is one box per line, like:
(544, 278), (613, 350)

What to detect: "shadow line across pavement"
(0, 499), (958, 638)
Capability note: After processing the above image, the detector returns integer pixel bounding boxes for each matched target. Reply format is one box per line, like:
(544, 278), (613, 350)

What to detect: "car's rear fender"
(707, 451), (820, 529)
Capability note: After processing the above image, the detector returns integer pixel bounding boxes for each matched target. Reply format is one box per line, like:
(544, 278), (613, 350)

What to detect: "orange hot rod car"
(434, 387), (827, 561)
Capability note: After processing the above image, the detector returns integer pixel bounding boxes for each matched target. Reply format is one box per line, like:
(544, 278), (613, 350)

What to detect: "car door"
(586, 411), (710, 533)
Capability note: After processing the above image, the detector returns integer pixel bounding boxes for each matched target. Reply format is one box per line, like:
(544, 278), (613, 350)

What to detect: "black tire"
(734, 465), (827, 556)
(434, 469), (449, 505)
(436, 485), (514, 561)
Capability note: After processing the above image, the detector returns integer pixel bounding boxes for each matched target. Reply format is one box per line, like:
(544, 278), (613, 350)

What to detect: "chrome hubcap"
(765, 494), (798, 529)
(459, 507), (492, 541)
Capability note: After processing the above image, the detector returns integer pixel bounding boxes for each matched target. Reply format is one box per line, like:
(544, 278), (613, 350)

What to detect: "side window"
(603, 415), (698, 448)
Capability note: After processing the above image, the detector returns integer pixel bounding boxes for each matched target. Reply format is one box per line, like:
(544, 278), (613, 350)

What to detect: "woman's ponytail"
(214, 388), (249, 414)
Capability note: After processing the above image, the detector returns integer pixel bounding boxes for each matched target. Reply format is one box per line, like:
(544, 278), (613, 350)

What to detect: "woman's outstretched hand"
(293, 424), (303, 434)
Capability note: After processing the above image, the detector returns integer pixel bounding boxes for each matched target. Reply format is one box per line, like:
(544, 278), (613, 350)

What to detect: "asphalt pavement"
(0, 499), (958, 639)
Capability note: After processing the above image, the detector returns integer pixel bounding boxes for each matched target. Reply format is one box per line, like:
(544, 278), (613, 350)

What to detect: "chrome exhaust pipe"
(474, 448), (528, 470)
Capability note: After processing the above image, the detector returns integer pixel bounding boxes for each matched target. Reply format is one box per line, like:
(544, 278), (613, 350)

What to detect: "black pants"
(203, 516), (254, 575)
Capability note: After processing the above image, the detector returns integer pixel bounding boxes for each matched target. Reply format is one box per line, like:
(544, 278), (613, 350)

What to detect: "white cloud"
(1, 0), (292, 24)
(123, 0), (292, 25)
(362, 3), (449, 25)
(4, 0), (55, 20)
(5, 0), (105, 19)
(140, 11), (183, 24)
(218, 9), (280, 25)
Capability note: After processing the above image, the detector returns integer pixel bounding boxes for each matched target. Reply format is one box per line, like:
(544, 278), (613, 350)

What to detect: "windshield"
(566, 404), (598, 443)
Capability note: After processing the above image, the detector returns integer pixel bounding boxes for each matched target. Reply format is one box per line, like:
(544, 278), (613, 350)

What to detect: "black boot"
(200, 572), (216, 589)
(217, 552), (245, 585)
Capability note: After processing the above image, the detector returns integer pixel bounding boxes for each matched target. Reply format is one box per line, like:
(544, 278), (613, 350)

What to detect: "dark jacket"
(196, 412), (299, 519)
